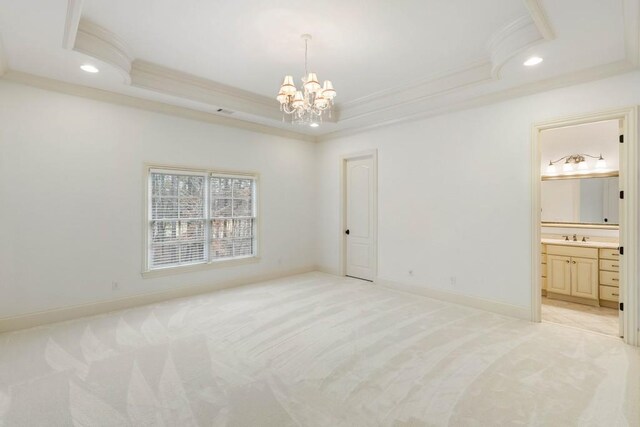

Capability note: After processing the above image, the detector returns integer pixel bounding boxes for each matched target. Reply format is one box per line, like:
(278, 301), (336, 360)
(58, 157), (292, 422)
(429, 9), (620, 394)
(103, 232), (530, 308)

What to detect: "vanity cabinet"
(599, 248), (620, 308)
(546, 245), (599, 302)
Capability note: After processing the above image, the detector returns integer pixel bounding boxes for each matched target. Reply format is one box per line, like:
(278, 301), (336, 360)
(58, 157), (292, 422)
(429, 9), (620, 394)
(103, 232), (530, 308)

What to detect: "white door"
(345, 156), (375, 281)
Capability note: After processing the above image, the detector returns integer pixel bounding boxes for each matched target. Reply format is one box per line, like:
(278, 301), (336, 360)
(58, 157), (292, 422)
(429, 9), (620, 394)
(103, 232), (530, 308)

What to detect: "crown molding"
(130, 60), (284, 121)
(318, 60), (636, 142)
(336, 3), (554, 126)
(623, 0), (640, 66)
(523, 0), (555, 41)
(73, 19), (134, 83)
(338, 60), (493, 123)
(0, 70), (316, 143)
(62, 0), (83, 49)
(487, 14), (547, 78)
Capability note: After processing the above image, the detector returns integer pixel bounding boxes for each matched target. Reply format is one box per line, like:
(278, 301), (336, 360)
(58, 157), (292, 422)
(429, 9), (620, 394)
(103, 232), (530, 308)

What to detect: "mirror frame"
(540, 170), (619, 229)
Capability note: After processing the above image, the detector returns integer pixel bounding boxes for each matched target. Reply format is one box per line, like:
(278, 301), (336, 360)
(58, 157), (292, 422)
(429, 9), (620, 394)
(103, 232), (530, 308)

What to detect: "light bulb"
(310, 122), (319, 128)
(546, 162), (556, 174)
(562, 162), (573, 172)
(578, 160), (588, 170)
(596, 155), (606, 169)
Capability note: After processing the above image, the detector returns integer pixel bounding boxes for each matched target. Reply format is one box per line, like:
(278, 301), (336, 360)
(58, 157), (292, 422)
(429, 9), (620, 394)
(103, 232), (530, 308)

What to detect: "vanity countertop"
(541, 238), (619, 249)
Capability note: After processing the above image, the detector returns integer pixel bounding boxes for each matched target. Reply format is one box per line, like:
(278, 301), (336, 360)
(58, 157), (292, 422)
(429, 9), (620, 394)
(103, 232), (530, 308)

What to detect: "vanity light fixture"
(546, 153), (607, 174)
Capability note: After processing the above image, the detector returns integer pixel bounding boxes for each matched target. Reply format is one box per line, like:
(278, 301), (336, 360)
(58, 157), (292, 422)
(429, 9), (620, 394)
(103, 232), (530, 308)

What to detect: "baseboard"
(0, 266), (317, 333)
(376, 278), (531, 321)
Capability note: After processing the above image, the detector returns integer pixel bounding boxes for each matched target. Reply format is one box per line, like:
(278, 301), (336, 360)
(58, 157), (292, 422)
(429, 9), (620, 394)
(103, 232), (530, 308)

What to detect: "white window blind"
(210, 176), (256, 260)
(147, 168), (257, 271)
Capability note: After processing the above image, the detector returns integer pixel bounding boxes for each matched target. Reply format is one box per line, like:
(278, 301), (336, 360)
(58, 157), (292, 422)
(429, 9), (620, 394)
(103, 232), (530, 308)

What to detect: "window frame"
(142, 164), (260, 278)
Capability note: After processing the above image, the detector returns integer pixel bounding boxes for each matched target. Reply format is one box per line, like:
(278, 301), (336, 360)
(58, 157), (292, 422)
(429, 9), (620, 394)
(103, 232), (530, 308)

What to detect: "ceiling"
(0, 0), (638, 141)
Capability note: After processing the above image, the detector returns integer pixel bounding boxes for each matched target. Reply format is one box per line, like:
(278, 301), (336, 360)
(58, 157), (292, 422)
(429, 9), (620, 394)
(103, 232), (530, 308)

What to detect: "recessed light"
(310, 123), (319, 128)
(524, 56), (543, 67)
(80, 64), (99, 73)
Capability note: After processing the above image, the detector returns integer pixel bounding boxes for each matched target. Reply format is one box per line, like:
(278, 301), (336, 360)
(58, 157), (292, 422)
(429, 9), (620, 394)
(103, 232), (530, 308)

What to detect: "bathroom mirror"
(541, 173), (619, 227)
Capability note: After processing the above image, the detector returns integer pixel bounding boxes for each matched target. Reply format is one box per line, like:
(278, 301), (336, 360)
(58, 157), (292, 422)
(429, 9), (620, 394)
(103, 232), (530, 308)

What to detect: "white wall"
(0, 80), (317, 318)
(316, 71), (640, 312)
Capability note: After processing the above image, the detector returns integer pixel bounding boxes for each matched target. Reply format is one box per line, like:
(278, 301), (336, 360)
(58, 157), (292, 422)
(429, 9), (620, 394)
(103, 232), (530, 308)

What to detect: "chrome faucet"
(572, 234), (578, 241)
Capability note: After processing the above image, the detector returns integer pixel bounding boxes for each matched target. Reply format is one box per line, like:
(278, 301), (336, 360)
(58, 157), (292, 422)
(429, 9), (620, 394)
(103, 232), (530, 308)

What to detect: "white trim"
(623, 0), (640, 66)
(0, 267), (317, 333)
(0, 35), (6, 77)
(523, 0), (556, 41)
(338, 60), (493, 118)
(339, 150), (378, 280)
(487, 15), (547, 79)
(338, 4), (554, 123)
(130, 60), (297, 123)
(1, 71), (316, 142)
(377, 278), (530, 320)
(319, 60), (636, 142)
(73, 19), (134, 83)
(531, 107), (639, 346)
(62, 0), (83, 49)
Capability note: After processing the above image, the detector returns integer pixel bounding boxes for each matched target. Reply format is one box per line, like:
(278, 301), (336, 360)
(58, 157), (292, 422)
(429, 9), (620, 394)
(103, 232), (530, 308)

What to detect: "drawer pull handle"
(613, 278), (618, 281)
(611, 264), (619, 268)
(572, 261), (576, 264)
(612, 293), (619, 296)
(566, 260), (570, 263)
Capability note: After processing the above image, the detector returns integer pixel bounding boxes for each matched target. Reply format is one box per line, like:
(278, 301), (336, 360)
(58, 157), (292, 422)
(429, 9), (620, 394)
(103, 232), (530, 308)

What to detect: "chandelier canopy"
(276, 34), (336, 127)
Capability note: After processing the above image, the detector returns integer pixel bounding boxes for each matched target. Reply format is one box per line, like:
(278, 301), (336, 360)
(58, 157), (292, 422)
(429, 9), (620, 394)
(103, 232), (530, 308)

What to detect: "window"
(147, 167), (257, 272)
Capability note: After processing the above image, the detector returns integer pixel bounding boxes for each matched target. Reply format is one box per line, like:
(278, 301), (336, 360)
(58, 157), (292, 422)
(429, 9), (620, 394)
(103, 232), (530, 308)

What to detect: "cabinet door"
(547, 255), (571, 295)
(571, 257), (598, 300)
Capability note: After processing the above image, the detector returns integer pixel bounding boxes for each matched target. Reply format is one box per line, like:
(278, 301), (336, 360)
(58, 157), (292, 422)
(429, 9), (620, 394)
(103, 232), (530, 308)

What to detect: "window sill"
(142, 256), (260, 279)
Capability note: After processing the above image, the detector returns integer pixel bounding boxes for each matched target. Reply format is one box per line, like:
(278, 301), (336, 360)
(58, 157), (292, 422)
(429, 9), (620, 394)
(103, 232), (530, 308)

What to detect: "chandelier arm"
(579, 153), (603, 159)
(282, 103), (296, 115)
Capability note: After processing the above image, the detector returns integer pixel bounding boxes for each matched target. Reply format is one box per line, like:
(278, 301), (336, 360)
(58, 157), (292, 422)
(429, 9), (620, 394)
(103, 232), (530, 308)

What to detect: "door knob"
(345, 229), (350, 235)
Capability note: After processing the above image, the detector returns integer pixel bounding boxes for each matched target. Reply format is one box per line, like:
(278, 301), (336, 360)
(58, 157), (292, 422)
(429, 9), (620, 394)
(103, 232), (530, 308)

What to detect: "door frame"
(339, 150), (378, 281)
(531, 107), (638, 346)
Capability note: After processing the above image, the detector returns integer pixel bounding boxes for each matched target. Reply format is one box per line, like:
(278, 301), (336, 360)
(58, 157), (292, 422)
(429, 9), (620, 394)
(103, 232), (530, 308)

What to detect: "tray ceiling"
(0, 0), (637, 140)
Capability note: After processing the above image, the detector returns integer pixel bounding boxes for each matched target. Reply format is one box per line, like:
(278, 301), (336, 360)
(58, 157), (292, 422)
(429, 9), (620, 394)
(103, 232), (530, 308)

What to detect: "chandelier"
(276, 34), (336, 127)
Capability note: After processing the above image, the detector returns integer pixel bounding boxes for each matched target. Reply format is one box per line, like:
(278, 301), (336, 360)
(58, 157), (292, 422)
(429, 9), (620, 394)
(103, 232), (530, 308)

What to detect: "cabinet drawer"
(599, 248), (620, 260)
(600, 270), (619, 287)
(546, 245), (597, 259)
(599, 259), (619, 272)
(600, 285), (620, 302)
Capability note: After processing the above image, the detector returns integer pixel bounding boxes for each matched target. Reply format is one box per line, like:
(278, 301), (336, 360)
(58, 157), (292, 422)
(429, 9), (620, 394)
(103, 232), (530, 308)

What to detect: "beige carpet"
(0, 272), (638, 426)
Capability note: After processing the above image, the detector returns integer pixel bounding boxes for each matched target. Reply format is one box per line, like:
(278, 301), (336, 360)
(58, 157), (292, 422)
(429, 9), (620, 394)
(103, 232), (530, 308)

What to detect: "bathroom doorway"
(531, 108), (638, 345)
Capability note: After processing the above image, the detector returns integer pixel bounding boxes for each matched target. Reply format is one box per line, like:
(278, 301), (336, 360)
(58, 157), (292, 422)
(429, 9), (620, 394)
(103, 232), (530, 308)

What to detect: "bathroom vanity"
(541, 239), (619, 308)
